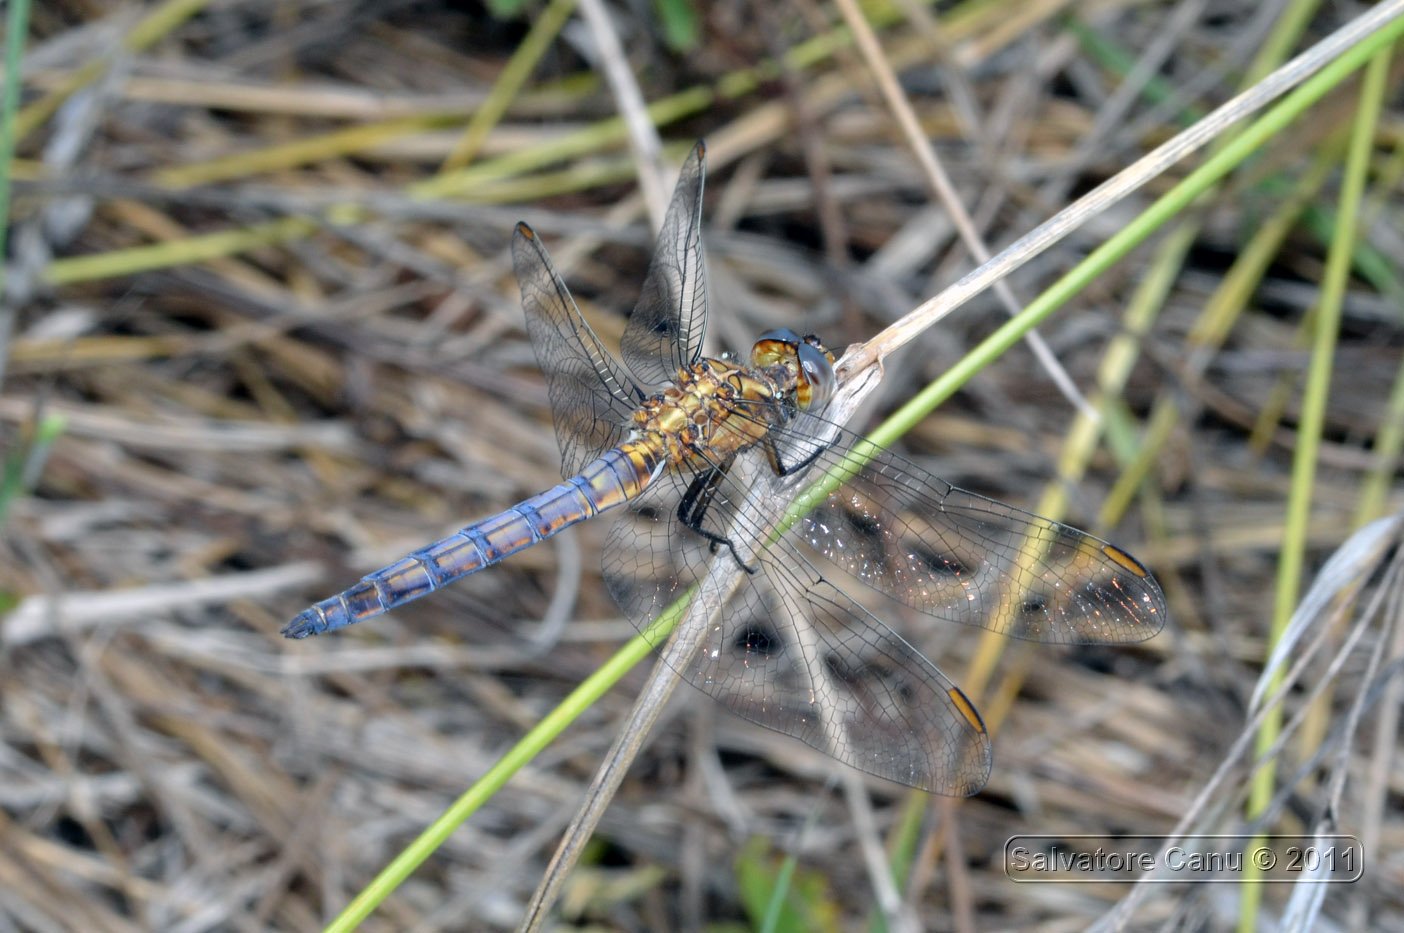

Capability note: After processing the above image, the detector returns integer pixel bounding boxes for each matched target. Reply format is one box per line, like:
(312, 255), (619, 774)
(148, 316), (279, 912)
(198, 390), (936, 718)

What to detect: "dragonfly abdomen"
(283, 442), (664, 638)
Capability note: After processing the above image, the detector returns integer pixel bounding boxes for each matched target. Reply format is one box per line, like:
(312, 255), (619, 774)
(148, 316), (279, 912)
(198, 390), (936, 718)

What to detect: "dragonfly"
(284, 142), (1166, 795)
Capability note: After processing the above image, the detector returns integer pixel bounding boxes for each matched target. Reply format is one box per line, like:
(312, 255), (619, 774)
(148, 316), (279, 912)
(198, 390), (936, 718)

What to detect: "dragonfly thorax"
(627, 355), (795, 469)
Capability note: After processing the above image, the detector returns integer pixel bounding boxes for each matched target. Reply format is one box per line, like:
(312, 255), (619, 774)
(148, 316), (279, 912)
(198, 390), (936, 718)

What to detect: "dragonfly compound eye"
(796, 341), (835, 410)
(750, 327), (804, 369)
(756, 327), (804, 344)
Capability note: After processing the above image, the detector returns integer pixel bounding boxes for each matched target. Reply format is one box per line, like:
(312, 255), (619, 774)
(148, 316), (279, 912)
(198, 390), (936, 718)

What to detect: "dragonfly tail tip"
(281, 610), (322, 639)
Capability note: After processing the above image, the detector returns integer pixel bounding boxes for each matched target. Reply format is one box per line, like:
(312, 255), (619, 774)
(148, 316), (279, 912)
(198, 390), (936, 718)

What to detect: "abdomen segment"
(283, 443), (661, 637)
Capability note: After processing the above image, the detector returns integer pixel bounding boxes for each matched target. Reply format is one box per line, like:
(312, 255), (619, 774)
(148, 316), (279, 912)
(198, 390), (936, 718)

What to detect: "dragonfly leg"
(763, 434), (826, 477)
(678, 464), (758, 574)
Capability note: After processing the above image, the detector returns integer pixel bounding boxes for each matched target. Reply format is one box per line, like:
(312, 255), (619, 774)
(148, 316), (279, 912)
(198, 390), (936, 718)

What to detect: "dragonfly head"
(752, 328), (836, 410)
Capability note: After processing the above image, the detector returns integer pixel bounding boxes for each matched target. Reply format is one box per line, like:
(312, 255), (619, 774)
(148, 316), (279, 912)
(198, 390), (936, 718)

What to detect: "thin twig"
(520, 364), (885, 927)
(4, 563), (321, 646)
(838, 0), (1404, 382)
(832, 0), (1095, 420)
(577, 0), (667, 229)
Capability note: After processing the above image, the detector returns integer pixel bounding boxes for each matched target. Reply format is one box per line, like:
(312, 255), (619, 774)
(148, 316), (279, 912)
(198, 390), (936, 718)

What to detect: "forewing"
(512, 223), (643, 478)
(601, 470), (991, 794)
(763, 407), (1168, 645)
(620, 142), (709, 387)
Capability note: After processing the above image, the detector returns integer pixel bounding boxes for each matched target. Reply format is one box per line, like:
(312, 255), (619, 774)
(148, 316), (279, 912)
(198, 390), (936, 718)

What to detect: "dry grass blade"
(841, 0), (1404, 378)
(1099, 518), (1404, 930)
(577, 0), (667, 227)
(1251, 514), (1404, 710)
(833, 0), (1096, 420)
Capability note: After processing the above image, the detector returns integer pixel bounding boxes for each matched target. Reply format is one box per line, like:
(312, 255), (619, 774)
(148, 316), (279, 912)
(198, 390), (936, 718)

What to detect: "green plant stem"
(1237, 42), (1393, 933)
(323, 619), (667, 933)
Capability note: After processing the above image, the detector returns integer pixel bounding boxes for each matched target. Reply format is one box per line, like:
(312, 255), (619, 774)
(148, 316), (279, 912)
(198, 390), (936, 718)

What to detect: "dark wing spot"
(822, 651), (854, 684)
(910, 545), (968, 577)
(1021, 594), (1048, 615)
(822, 655), (914, 708)
(733, 624), (782, 658)
(845, 508), (883, 539)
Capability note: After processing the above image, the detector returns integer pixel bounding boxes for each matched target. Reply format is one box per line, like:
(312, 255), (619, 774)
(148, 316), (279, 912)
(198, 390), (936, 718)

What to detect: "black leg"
(764, 433), (827, 477)
(677, 466), (758, 574)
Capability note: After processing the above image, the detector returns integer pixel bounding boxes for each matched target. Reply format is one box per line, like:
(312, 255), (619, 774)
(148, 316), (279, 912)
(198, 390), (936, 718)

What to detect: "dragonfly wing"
(620, 142), (709, 387)
(512, 223), (642, 478)
(763, 407), (1168, 645)
(601, 467), (991, 794)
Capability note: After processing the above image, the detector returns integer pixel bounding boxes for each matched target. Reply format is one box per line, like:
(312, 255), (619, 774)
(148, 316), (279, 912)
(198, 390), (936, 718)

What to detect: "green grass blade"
(323, 611), (676, 932)
(1237, 41), (1393, 933)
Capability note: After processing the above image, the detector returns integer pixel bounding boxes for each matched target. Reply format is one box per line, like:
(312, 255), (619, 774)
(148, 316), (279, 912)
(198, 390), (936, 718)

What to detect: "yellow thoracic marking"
(947, 687), (987, 735)
(1101, 543), (1148, 577)
(633, 357), (789, 469)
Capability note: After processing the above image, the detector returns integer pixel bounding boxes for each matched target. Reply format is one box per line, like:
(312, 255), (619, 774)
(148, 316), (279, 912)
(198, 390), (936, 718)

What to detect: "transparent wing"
(602, 471), (991, 795)
(512, 223), (644, 478)
(619, 142), (709, 388)
(745, 404), (1168, 645)
(596, 405), (1165, 792)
